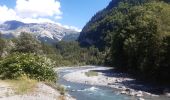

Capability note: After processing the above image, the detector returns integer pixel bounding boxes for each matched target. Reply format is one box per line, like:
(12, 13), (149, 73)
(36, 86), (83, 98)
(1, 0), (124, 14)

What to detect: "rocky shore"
(63, 66), (170, 99)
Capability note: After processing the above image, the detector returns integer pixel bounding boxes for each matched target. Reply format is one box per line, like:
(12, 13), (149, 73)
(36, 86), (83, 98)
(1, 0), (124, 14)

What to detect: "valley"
(0, 0), (170, 100)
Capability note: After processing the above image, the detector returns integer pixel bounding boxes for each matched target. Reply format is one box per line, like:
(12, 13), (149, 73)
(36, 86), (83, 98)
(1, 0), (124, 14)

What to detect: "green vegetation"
(5, 76), (37, 95)
(85, 71), (98, 77)
(0, 0), (170, 87)
(111, 1), (170, 83)
(14, 32), (43, 54)
(56, 41), (105, 66)
(0, 32), (57, 82)
(0, 32), (103, 82)
(0, 53), (56, 82)
(0, 33), (5, 57)
(79, 0), (170, 84)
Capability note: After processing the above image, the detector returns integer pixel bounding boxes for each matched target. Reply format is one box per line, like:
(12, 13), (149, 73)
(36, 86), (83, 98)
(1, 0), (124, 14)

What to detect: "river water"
(57, 67), (169, 100)
(58, 67), (131, 100)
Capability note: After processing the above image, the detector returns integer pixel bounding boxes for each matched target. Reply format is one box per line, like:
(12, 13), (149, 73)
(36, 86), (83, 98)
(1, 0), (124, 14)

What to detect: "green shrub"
(0, 53), (56, 82)
(85, 71), (98, 77)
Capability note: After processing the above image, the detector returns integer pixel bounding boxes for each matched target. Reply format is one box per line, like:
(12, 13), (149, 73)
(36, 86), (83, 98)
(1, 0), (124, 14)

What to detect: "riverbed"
(57, 66), (170, 100)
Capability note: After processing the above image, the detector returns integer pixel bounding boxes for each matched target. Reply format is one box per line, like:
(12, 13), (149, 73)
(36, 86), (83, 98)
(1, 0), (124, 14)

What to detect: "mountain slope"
(0, 20), (79, 44)
(78, 0), (119, 50)
(78, 0), (170, 51)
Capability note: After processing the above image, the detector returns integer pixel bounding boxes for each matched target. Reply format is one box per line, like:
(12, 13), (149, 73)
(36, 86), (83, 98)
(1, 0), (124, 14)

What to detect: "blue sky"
(0, 0), (111, 31)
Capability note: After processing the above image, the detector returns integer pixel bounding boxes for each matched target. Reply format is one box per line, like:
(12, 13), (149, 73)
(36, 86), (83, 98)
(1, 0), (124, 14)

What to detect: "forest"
(79, 0), (170, 84)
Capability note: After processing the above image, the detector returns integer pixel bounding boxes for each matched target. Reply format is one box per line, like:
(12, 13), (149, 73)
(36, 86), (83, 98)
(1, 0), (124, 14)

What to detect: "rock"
(120, 91), (127, 94)
(85, 81), (88, 84)
(129, 91), (136, 96)
(125, 88), (131, 92)
(145, 92), (151, 96)
(151, 94), (159, 97)
(165, 93), (170, 97)
(136, 91), (143, 97)
(120, 86), (126, 90)
(164, 89), (170, 97)
(138, 98), (145, 100)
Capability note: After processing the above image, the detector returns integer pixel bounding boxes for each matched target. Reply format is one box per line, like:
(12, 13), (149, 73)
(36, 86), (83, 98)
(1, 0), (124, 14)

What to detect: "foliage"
(78, 0), (170, 84)
(85, 70), (98, 77)
(0, 53), (56, 82)
(111, 2), (170, 83)
(14, 32), (43, 54)
(56, 41), (105, 66)
(0, 33), (5, 57)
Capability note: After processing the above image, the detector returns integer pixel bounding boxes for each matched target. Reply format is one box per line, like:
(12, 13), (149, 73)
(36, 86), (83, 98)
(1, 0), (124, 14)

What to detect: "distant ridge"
(0, 20), (80, 44)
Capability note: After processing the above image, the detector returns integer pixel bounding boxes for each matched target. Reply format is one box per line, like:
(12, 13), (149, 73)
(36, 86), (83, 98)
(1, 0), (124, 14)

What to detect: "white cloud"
(21, 18), (55, 23)
(0, 0), (81, 31)
(55, 16), (62, 20)
(16, 0), (62, 18)
(63, 25), (82, 32)
(0, 5), (19, 23)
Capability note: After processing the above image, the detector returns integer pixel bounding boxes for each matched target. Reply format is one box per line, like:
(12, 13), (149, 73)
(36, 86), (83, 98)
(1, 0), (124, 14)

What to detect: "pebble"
(120, 91), (127, 94)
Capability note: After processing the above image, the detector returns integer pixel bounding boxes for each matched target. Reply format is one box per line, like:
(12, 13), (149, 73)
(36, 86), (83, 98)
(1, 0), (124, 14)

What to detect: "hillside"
(78, 0), (170, 51)
(78, 0), (170, 84)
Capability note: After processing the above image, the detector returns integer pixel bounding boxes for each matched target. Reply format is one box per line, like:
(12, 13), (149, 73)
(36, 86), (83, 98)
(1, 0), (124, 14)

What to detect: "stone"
(120, 91), (127, 94)
(136, 91), (143, 97)
(138, 98), (145, 100)
(165, 93), (170, 97)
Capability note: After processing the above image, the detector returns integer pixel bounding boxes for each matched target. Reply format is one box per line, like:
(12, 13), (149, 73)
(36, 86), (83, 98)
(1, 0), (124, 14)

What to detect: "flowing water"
(57, 67), (169, 100)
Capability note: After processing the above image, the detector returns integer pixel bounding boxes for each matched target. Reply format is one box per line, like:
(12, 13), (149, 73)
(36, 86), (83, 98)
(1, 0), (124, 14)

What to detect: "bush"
(85, 71), (98, 77)
(0, 53), (56, 82)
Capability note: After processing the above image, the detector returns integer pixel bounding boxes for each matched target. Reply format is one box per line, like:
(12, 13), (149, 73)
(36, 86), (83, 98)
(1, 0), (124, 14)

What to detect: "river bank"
(62, 66), (170, 99)
(0, 81), (75, 100)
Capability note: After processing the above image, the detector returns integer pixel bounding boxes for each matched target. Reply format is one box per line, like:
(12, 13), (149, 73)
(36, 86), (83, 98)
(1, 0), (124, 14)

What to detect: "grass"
(4, 75), (37, 95)
(85, 70), (98, 77)
(58, 95), (66, 100)
(44, 82), (66, 95)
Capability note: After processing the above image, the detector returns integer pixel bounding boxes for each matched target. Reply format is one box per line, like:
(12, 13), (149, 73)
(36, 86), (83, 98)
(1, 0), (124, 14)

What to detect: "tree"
(111, 1), (170, 83)
(14, 32), (42, 54)
(0, 32), (5, 57)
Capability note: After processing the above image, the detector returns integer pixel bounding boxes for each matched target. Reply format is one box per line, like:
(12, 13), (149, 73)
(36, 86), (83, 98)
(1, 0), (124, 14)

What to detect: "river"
(57, 67), (169, 100)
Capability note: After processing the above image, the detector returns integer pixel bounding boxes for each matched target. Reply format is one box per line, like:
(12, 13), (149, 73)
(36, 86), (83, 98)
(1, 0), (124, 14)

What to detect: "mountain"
(78, 0), (119, 50)
(78, 0), (170, 51)
(0, 20), (79, 44)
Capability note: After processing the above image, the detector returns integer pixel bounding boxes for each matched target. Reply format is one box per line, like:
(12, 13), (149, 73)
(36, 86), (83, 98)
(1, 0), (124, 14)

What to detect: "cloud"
(21, 18), (55, 23)
(0, 5), (19, 23)
(55, 16), (62, 20)
(16, 0), (62, 18)
(63, 25), (82, 32)
(0, 0), (62, 23)
(0, 0), (81, 31)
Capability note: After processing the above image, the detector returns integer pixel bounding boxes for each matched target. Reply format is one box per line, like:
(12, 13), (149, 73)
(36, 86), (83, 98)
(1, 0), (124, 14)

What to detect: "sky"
(0, 0), (111, 31)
